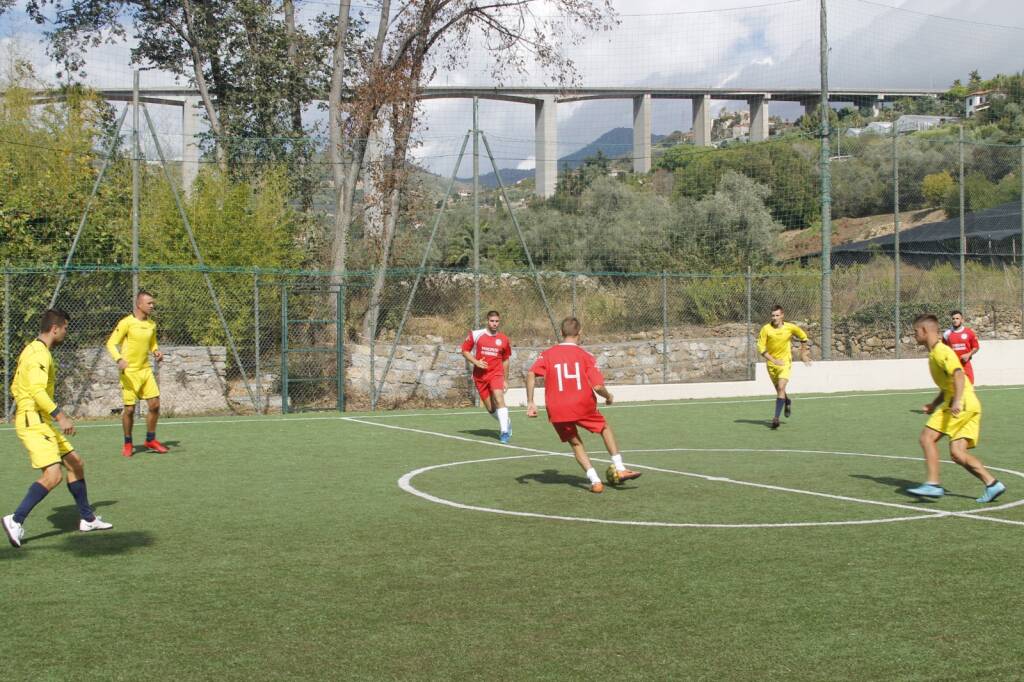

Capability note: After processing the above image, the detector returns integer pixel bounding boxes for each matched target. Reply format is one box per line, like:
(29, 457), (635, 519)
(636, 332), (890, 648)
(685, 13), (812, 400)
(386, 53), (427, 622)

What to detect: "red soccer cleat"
(144, 439), (169, 454)
(122, 443), (134, 458)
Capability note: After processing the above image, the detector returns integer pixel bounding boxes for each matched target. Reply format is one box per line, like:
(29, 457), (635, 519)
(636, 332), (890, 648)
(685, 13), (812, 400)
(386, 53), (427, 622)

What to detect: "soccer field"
(3, 387), (1024, 680)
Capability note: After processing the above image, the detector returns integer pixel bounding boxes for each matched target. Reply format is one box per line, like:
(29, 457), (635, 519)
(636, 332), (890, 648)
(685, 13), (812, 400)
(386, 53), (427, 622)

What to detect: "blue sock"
(67, 479), (95, 522)
(124, 435), (132, 444)
(13, 482), (50, 524)
(774, 398), (785, 419)
(146, 432), (155, 442)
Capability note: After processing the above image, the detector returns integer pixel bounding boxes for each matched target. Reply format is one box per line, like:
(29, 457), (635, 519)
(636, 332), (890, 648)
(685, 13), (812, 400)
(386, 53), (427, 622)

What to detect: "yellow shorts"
(767, 362), (792, 382)
(121, 367), (160, 406)
(15, 410), (75, 469)
(926, 407), (981, 448)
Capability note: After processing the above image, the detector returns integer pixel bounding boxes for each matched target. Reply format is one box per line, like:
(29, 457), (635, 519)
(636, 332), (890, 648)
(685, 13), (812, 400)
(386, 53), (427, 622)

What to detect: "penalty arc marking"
(345, 417), (1024, 529)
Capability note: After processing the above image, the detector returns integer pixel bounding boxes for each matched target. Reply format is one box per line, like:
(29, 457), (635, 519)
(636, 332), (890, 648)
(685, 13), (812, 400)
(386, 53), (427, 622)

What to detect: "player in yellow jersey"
(106, 290), (168, 456)
(756, 305), (811, 430)
(906, 314), (1005, 503)
(3, 309), (113, 549)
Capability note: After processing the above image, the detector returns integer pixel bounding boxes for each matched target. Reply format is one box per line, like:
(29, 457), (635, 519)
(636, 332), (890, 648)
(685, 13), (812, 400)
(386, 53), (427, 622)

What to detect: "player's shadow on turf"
(29, 501), (120, 542)
(460, 429), (501, 439)
(734, 418), (777, 429)
(849, 475), (976, 501)
(516, 469), (591, 491)
(59, 530), (155, 557)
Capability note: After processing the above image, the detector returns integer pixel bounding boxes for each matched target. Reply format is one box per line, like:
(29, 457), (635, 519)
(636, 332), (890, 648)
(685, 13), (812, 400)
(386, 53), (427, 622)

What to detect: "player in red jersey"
(525, 317), (641, 493)
(942, 310), (980, 384)
(461, 310), (513, 442)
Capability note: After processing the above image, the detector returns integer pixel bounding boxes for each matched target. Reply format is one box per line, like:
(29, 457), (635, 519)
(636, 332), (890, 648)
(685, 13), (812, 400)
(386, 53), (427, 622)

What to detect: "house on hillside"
(965, 89), (1006, 118)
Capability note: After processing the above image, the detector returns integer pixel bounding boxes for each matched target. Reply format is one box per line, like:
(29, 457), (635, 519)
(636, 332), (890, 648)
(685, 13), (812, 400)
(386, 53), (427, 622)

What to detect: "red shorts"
(960, 360), (975, 385)
(551, 413), (608, 442)
(474, 373), (506, 401)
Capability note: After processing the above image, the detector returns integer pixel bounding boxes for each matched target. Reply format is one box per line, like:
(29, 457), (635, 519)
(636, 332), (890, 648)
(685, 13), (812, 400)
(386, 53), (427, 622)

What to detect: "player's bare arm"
(54, 410), (76, 436)
(525, 373), (538, 417)
(462, 349), (488, 370)
(763, 351), (784, 366)
(502, 358), (510, 390)
(950, 369), (965, 416)
(922, 391), (944, 414)
(594, 384), (613, 405)
(800, 341), (812, 365)
(154, 349), (164, 362)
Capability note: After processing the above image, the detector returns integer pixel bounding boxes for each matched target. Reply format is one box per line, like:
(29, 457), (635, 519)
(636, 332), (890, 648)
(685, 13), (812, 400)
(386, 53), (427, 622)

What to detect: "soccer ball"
(605, 465), (621, 485)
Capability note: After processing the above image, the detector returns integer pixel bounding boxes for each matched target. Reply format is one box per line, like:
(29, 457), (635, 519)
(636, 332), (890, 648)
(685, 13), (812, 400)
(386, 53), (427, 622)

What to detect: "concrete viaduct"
(45, 85), (945, 197)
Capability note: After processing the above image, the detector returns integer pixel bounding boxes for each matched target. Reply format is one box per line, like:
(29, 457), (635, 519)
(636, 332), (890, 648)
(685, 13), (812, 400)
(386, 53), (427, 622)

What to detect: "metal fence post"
(818, 0), (833, 361)
(280, 284), (289, 415)
(661, 272), (669, 384)
(337, 280), (346, 412)
(745, 267), (753, 379)
(3, 264), (9, 421)
(253, 269), (261, 414)
(959, 124), (966, 311)
(893, 125), (902, 359)
(571, 273), (578, 319)
(370, 295), (377, 411)
(1020, 141), (1023, 338)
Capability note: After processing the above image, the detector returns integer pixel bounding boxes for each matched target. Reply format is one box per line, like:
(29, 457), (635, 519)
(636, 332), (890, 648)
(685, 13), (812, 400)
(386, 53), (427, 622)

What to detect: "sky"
(3, 0), (1024, 175)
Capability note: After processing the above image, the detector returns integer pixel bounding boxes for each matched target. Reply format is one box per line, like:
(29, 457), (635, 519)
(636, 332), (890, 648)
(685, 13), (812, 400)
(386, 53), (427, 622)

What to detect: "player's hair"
(913, 313), (939, 328)
(137, 289), (155, 301)
(561, 316), (581, 337)
(39, 308), (70, 333)
(486, 309), (500, 318)
(771, 304), (784, 313)
(950, 309), (963, 317)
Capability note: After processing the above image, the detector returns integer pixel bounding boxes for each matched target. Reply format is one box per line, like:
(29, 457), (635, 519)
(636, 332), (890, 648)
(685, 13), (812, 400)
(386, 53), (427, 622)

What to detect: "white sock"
(585, 467), (601, 484)
(611, 453), (625, 472)
(489, 410), (499, 421)
(497, 407), (510, 432)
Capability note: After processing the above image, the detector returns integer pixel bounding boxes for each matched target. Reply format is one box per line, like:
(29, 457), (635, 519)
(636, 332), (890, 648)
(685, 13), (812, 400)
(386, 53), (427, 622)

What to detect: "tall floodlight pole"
(473, 97), (481, 329)
(132, 69), (141, 300)
(959, 124), (966, 311)
(893, 124), (901, 358)
(819, 0), (832, 359)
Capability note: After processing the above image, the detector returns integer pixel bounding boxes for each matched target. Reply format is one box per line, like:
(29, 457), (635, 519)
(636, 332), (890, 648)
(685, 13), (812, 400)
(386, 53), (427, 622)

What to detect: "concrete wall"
(506, 339), (1024, 406)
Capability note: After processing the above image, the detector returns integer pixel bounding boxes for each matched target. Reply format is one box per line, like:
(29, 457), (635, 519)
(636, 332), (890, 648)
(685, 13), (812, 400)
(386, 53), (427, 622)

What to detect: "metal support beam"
(692, 94), (712, 147)
(534, 95), (557, 197)
(632, 94), (652, 173)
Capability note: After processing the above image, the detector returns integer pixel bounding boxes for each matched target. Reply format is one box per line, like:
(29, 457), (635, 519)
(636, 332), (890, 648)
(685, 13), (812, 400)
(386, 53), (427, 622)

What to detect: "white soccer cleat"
(79, 516), (113, 532)
(3, 514), (25, 548)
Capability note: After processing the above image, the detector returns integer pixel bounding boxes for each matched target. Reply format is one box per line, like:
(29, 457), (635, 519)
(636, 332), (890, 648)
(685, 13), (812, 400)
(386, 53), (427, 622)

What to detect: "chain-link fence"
(4, 261), (1022, 419)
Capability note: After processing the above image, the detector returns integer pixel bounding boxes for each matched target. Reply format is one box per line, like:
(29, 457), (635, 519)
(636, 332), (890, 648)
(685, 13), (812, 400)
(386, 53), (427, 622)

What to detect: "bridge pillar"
(851, 94), (884, 118)
(534, 95), (557, 198)
(748, 95), (770, 142)
(692, 94), (712, 147)
(632, 93), (652, 173)
(801, 98), (819, 122)
(182, 97), (202, 195)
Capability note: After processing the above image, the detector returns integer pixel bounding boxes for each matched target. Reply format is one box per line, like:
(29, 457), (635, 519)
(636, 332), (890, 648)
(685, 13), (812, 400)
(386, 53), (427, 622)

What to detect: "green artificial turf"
(2, 386), (1023, 680)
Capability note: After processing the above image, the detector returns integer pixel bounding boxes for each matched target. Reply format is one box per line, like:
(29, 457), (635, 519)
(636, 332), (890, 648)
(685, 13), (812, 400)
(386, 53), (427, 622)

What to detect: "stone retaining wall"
(59, 345), (230, 418)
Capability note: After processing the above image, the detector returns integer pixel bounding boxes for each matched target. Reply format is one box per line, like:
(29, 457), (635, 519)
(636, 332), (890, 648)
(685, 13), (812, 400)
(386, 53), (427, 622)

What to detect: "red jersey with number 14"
(530, 342), (605, 422)
(461, 329), (511, 378)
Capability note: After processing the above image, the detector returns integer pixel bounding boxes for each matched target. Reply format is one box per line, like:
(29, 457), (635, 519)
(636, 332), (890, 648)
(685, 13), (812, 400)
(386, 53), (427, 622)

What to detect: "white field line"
(346, 417), (1024, 529)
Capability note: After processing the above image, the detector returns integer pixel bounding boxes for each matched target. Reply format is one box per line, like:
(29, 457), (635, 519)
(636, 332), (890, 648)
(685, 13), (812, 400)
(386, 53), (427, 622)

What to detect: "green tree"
(922, 171), (955, 207)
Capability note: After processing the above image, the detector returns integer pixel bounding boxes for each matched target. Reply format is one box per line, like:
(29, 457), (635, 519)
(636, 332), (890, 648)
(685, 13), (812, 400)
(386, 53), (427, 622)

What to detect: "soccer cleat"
(79, 516), (113, 532)
(617, 469), (642, 483)
(122, 443), (134, 458)
(3, 514), (24, 548)
(770, 417), (780, 430)
(907, 483), (945, 498)
(784, 398), (792, 418)
(498, 431), (510, 444)
(976, 480), (1006, 504)
(144, 439), (169, 454)
(590, 482), (604, 493)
